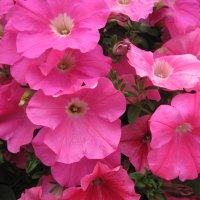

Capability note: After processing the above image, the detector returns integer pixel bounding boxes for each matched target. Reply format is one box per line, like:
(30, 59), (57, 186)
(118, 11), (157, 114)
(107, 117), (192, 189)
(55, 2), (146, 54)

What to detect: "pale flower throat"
(153, 60), (174, 79)
(50, 13), (74, 37)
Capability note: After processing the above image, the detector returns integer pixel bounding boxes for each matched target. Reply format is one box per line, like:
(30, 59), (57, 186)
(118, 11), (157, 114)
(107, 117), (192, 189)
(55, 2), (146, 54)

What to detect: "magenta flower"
(62, 162), (140, 200)
(120, 115), (151, 172)
(0, 78), (37, 153)
(0, 0), (14, 16)
(150, 0), (200, 37)
(158, 28), (200, 60)
(149, 92), (200, 181)
(127, 42), (200, 90)
(12, 45), (111, 95)
(27, 78), (126, 164)
(105, 0), (159, 21)
(7, 0), (109, 58)
(19, 176), (62, 200)
(51, 151), (120, 187)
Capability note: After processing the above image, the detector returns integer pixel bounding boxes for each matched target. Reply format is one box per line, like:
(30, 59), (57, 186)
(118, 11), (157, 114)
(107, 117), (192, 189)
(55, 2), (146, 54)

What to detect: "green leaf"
(120, 82), (127, 91)
(142, 100), (156, 111)
(124, 91), (138, 97)
(127, 105), (141, 124)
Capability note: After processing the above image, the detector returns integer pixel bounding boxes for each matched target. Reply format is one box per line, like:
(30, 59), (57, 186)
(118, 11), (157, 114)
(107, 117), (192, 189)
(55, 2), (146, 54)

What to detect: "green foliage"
(130, 170), (166, 200)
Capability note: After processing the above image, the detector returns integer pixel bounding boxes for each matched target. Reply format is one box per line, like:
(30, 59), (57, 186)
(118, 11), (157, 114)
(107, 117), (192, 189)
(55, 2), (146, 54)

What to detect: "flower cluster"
(0, 0), (200, 199)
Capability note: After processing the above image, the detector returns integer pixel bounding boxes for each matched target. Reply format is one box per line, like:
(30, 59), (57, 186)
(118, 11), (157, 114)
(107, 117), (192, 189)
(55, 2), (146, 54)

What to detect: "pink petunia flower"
(156, 28), (200, 60)
(105, 0), (159, 22)
(11, 45), (111, 96)
(51, 150), (120, 187)
(0, 74), (37, 153)
(19, 176), (62, 200)
(120, 115), (151, 172)
(127, 42), (200, 90)
(0, 32), (21, 65)
(28, 78), (126, 164)
(149, 92), (200, 181)
(7, 0), (109, 58)
(0, 0), (14, 16)
(150, 0), (200, 37)
(61, 162), (140, 200)
(112, 57), (135, 76)
(19, 186), (44, 200)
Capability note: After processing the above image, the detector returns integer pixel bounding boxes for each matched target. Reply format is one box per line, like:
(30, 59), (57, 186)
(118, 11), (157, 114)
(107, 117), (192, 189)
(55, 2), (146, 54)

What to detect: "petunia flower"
(27, 78), (126, 164)
(105, 0), (159, 22)
(127, 42), (200, 90)
(120, 115), (151, 172)
(61, 162), (140, 200)
(149, 92), (200, 181)
(0, 73), (37, 153)
(51, 150), (120, 187)
(7, 0), (109, 58)
(11, 45), (111, 96)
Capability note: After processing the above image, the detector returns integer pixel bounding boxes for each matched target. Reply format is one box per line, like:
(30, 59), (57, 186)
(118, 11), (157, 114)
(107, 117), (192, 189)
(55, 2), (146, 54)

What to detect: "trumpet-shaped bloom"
(105, 0), (159, 22)
(120, 115), (151, 172)
(7, 0), (109, 58)
(12, 45), (111, 95)
(127, 43), (200, 90)
(62, 162), (140, 200)
(28, 78), (126, 164)
(149, 93), (200, 181)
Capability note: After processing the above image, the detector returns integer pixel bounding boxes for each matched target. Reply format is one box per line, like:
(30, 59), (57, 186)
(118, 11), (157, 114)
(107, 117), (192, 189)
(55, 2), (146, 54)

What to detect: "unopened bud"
(113, 41), (130, 56)
(108, 13), (130, 24)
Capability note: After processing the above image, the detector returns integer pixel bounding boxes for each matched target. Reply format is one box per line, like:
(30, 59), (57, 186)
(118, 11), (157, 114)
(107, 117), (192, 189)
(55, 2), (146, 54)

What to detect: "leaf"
(142, 100), (155, 111)
(124, 90), (138, 97)
(120, 82), (127, 91)
(127, 105), (141, 124)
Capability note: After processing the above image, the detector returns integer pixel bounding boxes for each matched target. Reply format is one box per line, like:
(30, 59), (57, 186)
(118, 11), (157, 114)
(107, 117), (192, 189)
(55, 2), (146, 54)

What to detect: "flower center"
(66, 98), (88, 118)
(92, 178), (104, 185)
(50, 13), (74, 37)
(57, 51), (76, 72)
(118, 0), (131, 4)
(143, 134), (151, 142)
(0, 24), (4, 39)
(175, 123), (193, 134)
(153, 60), (173, 79)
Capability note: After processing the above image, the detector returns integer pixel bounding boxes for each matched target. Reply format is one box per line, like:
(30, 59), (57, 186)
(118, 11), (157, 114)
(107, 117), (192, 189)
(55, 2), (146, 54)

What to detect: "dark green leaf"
(127, 105), (141, 124)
